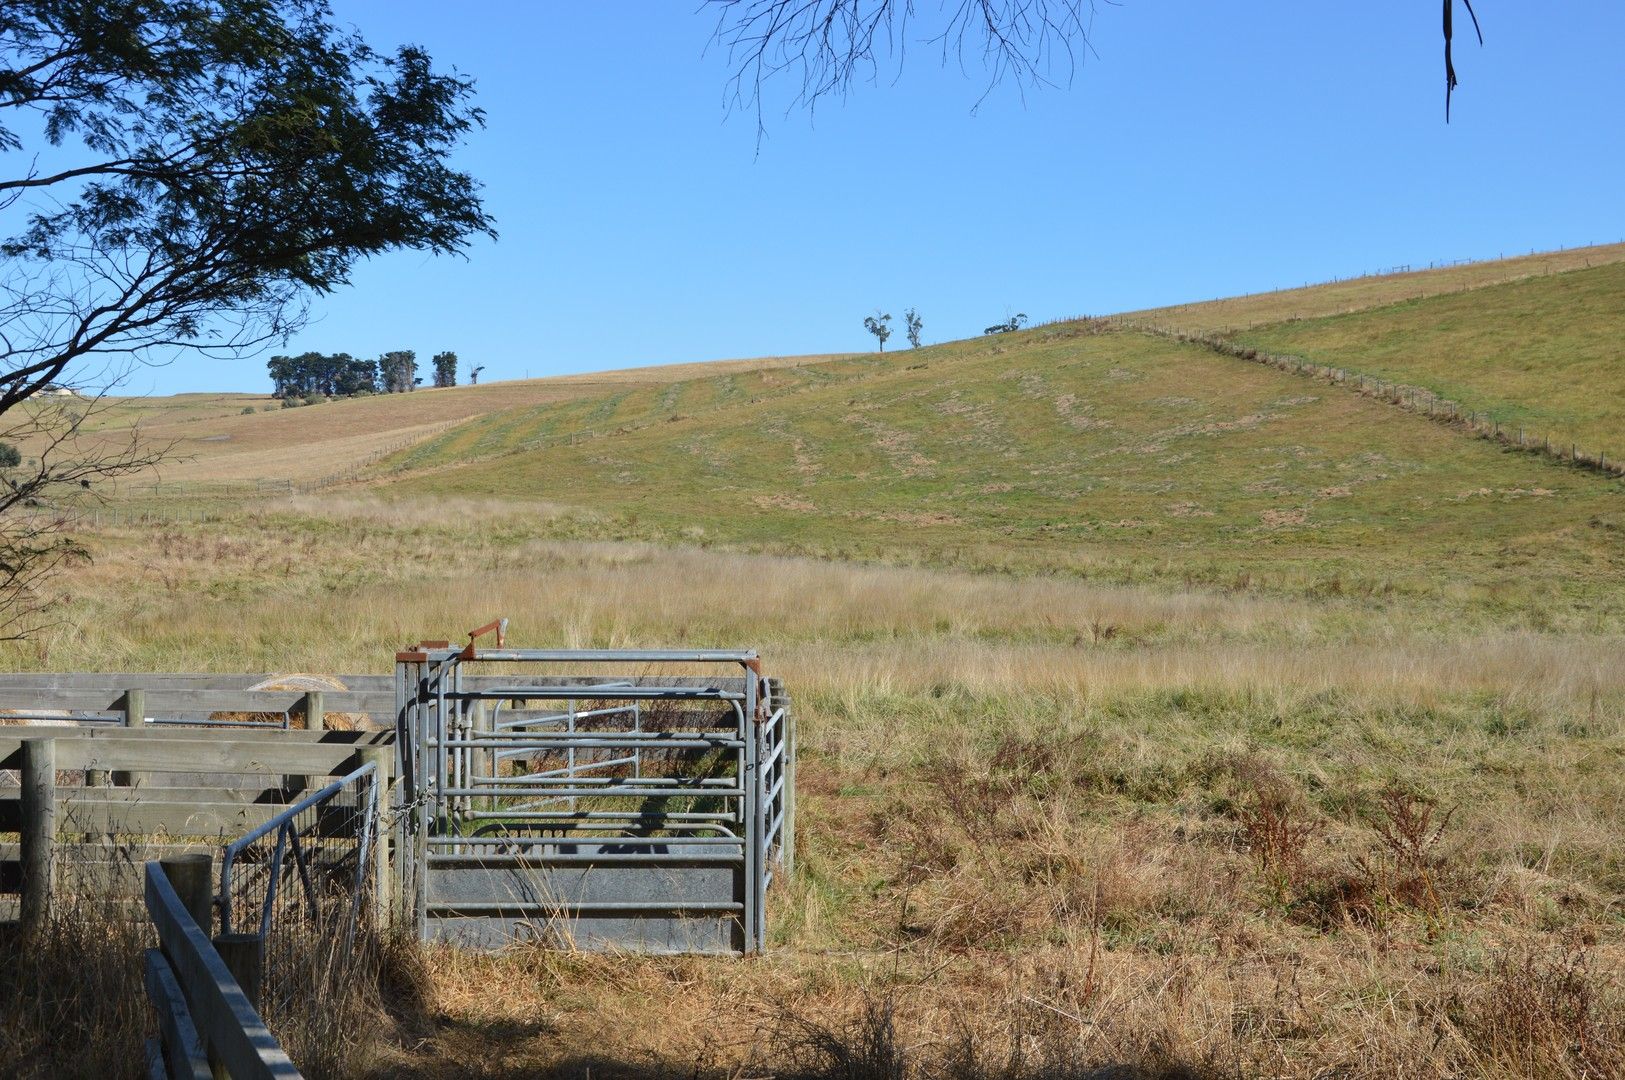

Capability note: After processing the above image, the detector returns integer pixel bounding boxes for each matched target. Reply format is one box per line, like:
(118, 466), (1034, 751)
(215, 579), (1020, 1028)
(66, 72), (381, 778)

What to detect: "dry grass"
(1118, 242), (1625, 333)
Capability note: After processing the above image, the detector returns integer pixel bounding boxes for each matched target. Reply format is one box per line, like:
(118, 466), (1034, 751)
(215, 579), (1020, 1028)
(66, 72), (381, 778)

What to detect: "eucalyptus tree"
(0, 0), (493, 634)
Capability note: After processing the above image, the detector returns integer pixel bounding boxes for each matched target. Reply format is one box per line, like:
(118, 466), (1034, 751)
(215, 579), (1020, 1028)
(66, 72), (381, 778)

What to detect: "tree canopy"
(0, 0), (494, 416)
(0, 0), (492, 635)
(709, 1), (1484, 125)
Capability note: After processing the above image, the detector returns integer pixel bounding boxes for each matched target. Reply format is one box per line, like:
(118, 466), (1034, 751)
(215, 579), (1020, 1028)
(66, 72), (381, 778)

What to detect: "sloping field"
(53, 352), (855, 491)
(1120, 241), (1625, 332)
(1229, 260), (1625, 464)
(374, 321), (1625, 612)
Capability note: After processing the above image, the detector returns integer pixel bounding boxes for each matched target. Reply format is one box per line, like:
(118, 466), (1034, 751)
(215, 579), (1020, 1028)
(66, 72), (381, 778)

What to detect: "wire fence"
(1126, 324), (1625, 480)
(218, 763), (381, 1009)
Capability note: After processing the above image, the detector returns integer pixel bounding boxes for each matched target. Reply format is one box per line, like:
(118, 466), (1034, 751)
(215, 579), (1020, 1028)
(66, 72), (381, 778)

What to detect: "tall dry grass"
(3, 506), (1620, 1079)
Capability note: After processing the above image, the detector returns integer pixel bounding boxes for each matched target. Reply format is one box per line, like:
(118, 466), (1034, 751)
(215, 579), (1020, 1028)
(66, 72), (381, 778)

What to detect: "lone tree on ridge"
(863, 312), (893, 351)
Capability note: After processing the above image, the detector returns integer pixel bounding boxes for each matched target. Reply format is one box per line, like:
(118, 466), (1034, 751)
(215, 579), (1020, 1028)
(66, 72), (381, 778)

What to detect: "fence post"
(161, 853), (215, 936)
(360, 746), (393, 925)
(115, 687), (146, 787)
(21, 737), (56, 935)
(303, 690), (325, 732)
(209, 933), (262, 1080)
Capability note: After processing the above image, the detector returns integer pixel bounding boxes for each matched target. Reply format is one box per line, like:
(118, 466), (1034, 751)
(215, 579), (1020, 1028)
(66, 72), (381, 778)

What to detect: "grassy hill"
(1227, 259), (1625, 464)
(1122, 241), (1625, 332)
(368, 311), (1624, 624)
(55, 351), (856, 493)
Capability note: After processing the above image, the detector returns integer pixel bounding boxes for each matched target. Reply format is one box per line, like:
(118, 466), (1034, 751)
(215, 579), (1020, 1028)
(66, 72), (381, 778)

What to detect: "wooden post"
(359, 746), (393, 925)
(124, 687), (145, 729)
(209, 933), (262, 1080)
(115, 687), (145, 787)
(20, 737), (55, 935)
(160, 853), (214, 937)
(303, 690), (325, 732)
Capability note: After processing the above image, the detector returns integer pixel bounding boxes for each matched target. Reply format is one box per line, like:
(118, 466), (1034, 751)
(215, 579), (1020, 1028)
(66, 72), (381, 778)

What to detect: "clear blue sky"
(137, 2), (1625, 394)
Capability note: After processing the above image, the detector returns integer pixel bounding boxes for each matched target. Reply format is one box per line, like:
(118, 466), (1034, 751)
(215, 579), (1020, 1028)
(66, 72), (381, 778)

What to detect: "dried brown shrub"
(1466, 937), (1624, 1080)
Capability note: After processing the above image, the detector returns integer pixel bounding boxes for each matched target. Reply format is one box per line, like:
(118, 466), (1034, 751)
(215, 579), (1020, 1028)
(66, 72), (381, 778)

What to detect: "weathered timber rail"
(0, 726), (393, 926)
(145, 855), (300, 1080)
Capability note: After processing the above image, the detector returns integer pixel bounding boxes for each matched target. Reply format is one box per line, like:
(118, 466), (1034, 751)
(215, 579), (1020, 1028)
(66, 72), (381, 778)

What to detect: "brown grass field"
(1, 250), (1621, 1080)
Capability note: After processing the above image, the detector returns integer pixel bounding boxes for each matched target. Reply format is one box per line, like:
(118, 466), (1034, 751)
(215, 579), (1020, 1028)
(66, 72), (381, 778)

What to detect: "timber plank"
(144, 948), (213, 1080)
(145, 863), (301, 1080)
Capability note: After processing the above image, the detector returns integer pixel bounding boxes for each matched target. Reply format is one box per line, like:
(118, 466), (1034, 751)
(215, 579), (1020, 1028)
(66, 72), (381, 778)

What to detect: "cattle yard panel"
(0, 640), (795, 956)
(394, 636), (793, 954)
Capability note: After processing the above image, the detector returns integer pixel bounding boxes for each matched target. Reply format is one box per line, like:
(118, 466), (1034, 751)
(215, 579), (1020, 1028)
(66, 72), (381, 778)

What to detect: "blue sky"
(133, 2), (1625, 394)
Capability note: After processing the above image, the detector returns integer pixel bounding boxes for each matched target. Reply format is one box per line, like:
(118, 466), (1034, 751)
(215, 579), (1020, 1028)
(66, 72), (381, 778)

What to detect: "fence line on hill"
(1112, 322), (1624, 480)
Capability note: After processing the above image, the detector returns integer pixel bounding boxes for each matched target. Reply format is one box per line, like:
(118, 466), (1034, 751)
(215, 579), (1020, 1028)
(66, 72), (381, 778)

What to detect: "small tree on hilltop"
(863, 311), (892, 352)
(469, 364), (486, 385)
(432, 351), (458, 388)
(983, 313), (1028, 335)
(904, 308), (923, 349)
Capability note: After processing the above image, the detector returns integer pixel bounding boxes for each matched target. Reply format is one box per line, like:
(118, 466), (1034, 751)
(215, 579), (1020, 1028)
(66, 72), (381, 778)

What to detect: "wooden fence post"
(161, 853), (215, 937)
(20, 737), (56, 935)
(209, 933), (262, 1080)
(359, 746), (393, 925)
(303, 690), (324, 732)
(115, 687), (146, 787)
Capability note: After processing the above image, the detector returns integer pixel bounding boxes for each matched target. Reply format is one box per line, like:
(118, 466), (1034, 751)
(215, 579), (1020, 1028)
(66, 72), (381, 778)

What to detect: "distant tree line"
(267, 350), (471, 401)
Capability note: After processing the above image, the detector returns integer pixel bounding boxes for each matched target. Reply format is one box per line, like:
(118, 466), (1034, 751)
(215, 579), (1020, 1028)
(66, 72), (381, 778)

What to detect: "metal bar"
(493, 704), (637, 731)
(222, 763), (377, 861)
(440, 649), (757, 663)
(743, 673), (762, 953)
(257, 824), (288, 941)
(427, 832), (745, 847)
(426, 852), (743, 866)
(426, 900), (745, 913)
(460, 810), (740, 824)
(449, 687), (746, 701)
(445, 735), (744, 750)
(438, 785), (747, 799)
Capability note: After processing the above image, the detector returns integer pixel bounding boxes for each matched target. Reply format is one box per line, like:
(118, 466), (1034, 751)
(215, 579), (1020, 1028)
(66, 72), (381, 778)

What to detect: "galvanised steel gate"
(393, 623), (793, 954)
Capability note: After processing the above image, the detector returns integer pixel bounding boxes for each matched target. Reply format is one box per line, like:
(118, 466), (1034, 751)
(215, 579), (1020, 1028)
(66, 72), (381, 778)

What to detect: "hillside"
(13, 246), (1625, 1080)
(1121, 241), (1625, 332)
(55, 351), (856, 493)
(368, 314), (1623, 617)
(1228, 259), (1625, 464)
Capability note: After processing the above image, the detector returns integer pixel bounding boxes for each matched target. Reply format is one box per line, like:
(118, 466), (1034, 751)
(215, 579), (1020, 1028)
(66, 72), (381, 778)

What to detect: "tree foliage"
(983, 313), (1026, 335)
(863, 311), (892, 351)
(432, 351), (458, 388)
(904, 308), (923, 349)
(267, 352), (376, 398)
(379, 350), (418, 393)
(0, 0), (493, 634)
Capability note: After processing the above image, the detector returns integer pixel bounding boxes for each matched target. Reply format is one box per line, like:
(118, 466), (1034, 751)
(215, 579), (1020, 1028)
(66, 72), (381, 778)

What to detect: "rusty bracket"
(461, 618), (509, 660)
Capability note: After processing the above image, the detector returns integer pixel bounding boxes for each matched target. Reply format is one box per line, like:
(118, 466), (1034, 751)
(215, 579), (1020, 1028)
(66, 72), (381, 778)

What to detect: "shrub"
(0, 442), (20, 468)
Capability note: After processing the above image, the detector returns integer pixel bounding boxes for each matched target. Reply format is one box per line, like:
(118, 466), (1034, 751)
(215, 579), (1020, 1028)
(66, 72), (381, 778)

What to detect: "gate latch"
(461, 618), (509, 659)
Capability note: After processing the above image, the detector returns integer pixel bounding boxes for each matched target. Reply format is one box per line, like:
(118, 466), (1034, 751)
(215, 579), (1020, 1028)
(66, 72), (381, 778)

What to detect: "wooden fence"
(3, 725), (394, 1077)
(144, 855), (300, 1079)
(0, 726), (394, 928)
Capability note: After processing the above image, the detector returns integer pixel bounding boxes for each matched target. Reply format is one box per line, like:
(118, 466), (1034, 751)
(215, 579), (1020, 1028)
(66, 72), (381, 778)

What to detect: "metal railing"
(218, 762), (381, 1004)
(394, 635), (793, 953)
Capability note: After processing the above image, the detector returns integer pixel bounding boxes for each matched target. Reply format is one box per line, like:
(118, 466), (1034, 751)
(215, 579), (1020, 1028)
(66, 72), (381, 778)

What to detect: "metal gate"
(393, 623), (793, 954)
